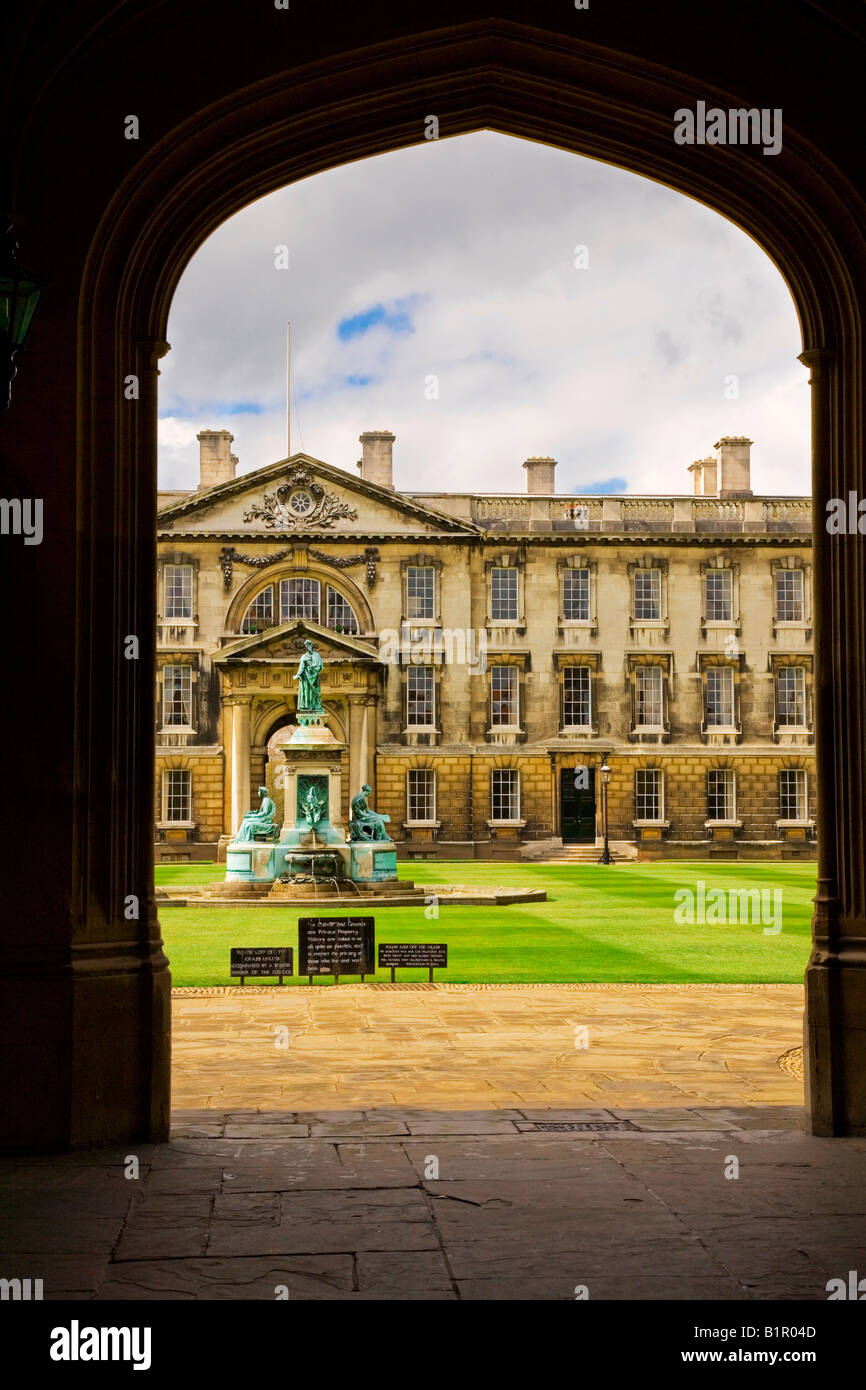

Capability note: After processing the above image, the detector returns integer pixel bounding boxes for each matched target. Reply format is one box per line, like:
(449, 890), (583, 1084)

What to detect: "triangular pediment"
(213, 618), (382, 664)
(158, 452), (477, 536)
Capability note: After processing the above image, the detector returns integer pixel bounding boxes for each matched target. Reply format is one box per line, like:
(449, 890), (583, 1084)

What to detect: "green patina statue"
(235, 785), (278, 843)
(349, 783), (391, 842)
(294, 639), (324, 714)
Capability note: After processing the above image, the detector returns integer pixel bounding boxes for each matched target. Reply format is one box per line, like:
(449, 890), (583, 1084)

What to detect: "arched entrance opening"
(7, 16), (864, 1147)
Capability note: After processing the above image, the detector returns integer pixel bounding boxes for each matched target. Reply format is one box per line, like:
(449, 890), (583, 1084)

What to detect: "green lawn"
(156, 860), (816, 987)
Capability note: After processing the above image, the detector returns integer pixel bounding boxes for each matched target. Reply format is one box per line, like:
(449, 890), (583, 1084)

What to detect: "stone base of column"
(805, 952), (866, 1136)
(0, 946), (171, 1151)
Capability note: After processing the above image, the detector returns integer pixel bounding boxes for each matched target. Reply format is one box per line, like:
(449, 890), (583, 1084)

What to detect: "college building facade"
(155, 429), (815, 862)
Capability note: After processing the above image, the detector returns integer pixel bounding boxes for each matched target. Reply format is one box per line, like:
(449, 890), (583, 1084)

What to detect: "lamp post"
(598, 755), (613, 865)
(0, 221), (46, 410)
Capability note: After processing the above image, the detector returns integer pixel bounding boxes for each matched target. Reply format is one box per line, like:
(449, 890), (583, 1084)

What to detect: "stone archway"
(3, 8), (865, 1146)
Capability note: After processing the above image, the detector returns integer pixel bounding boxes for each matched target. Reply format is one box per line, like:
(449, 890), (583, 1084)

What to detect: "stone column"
(361, 695), (378, 795)
(348, 696), (364, 797)
(229, 697), (252, 836)
(801, 347), (866, 1136)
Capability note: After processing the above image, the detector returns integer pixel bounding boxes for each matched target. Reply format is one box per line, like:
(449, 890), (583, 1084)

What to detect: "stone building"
(155, 429), (815, 862)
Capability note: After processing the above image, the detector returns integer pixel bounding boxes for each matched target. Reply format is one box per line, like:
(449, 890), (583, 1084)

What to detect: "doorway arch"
(6, 14), (865, 1145)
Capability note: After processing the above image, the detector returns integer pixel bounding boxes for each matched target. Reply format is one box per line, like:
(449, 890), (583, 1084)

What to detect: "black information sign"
(298, 917), (375, 982)
(377, 943), (447, 981)
(230, 947), (293, 984)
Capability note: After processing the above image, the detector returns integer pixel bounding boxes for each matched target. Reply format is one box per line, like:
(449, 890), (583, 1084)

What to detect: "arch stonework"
(3, 6), (865, 1145)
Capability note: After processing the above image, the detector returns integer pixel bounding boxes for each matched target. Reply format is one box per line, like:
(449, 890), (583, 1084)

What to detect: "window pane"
(408, 769), (436, 821)
(491, 769), (519, 820)
(407, 666), (435, 726)
(779, 769), (806, 820)
(776, 570), (804, 622)
(777, 667), (806, 725)
(635, 769), (661, 820)
(280, 578), (320, 622)
(406, 567), (435, 619)
(164, 769), (191, 821)
(708, 769), (735, 820)
(241, 586), (274, 633)
(563, 667), (591, 727)
(162, 665), (192, 726)
(635, 666), (663, 726)
(164, 564), (192, 619)
(633, 568), (661, 621)
(326, 586), (359, 633)
(706, 667), (734, 726)
(706, 569), (733, 621)
(491, 667), (519, 726)
(562, 568), (590, 621)
(491, 568), (519, 621)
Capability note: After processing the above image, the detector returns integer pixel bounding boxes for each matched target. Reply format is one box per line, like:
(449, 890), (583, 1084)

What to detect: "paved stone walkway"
(172, 983), (804, 1111)
(4, 985), (865, 1301)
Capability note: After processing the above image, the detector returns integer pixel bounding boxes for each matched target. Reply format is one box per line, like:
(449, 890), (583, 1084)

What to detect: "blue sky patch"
(337, 301), (415, 341)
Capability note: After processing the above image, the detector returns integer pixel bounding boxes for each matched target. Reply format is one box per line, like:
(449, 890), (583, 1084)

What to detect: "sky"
(158, 131), (811, 497)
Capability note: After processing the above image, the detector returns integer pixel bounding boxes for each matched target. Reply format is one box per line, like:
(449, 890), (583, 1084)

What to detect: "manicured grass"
(156, 860), (816, 987)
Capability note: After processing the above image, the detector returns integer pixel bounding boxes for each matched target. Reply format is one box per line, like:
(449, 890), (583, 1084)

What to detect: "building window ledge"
(705, 820), (743, 829)
(633, 819), (669, 829)
(403, 820), (441, 831)
(156, 820), (196, 830)
(487, 819), (526, 830)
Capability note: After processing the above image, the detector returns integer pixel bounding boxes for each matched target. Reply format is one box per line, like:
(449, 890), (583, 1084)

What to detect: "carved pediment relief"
(242, 467), (358, 530)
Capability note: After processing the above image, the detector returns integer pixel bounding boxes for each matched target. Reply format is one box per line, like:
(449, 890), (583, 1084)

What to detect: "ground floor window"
(707, 768), (736, 821)
(635, 768), (663, 821)
(407, 768), (436, 822)
(779, 768), (807, 820)
(491, 768), (520, 821)
(163, 768), (192, 822)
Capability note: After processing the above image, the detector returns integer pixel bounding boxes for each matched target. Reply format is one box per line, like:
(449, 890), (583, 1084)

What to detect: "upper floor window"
(280, 577), (320, 622)
(327, 587), (359, 634)
(705, 569), (734, 622)
(406, 666), (435, 728)
(491, 666), (520, 727)
(635, 665), (663, 727)
(162, 664), (192, 727)
(490, 568), (519, 621)
(775, 569), (804, 622)
(776, 666), (807, 726)
(633, 568), (661, 621)
(562, 568), (590, 622)
(239, 579), (359, 635)
(563, 666), (591, 728)
(164, 564), (193, 619)
(706, 666), (735, 728)
(406, 566), (435, 620)
(241, 588), (274, 633)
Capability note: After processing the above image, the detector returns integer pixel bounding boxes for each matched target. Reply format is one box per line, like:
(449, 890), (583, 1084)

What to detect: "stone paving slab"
(171, 983), (804, 1112)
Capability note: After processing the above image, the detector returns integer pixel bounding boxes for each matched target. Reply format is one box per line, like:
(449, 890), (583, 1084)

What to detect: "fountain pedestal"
(224, 713), (397, 887)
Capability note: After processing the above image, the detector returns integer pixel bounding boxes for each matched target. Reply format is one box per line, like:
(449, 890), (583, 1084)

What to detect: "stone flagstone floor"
(2, 984), (865, 1300)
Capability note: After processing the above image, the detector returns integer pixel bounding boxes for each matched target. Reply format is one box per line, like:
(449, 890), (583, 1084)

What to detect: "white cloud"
(160, 131), (810, 496)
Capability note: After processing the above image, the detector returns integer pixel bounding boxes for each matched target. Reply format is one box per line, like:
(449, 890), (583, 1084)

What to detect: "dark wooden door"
(560, 768), (596, 843)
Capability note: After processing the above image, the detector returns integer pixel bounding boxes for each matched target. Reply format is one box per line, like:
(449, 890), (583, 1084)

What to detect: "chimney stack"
(688, 456), (718, 496)
(523, 456), (557, 494)
(357, 430), (395, 489)
(714, 436), (753, 497)
(197, 429), (237, 491)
